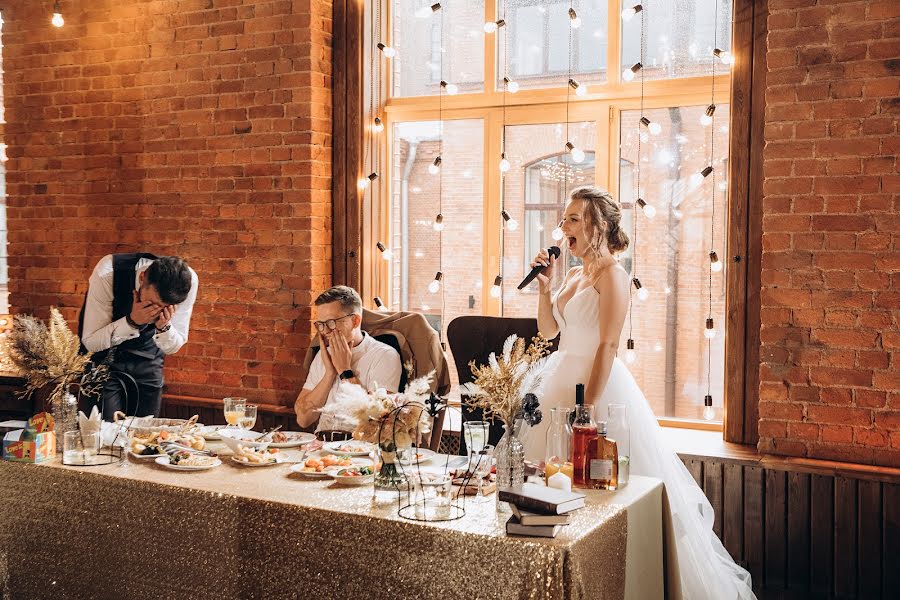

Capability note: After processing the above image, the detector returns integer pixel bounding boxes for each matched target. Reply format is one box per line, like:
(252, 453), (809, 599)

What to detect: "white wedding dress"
(521, 285), (756, 600)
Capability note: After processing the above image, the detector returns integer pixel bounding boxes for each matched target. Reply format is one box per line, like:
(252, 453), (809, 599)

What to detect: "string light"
(704, 317), (717, 339)
(376, 242), (393, 260)
(51, 1), (64, 27)
(428, 156), (442, 175)
(440, 80), (458, 95)
(703, 395), (715, 421)
(428, 272), (443, 294)
(709, 251), (722, 273)
(621, 4), (643, 21)
(632, 278), (649, 302)
(622, 61), (642, 82)
(568, 78), (587, 97)
(503, 76), (519, 93)
(376, 42), (396, 59)
(357, 178), (370, 190)
(713, 48), (734, 66)
(373, 297), (389, 312)
(624, 339), (636, 364)
(501, 209), (518, 231)
(490, 275), (503, 299)
(499, 152), (510, 172)
(372, 117), (384, 133)
(568, 8), (581, 29)
(483, 19), (505, 34)
(432, 213), (445, 232)
(551, 226), (565, 241)
(565, 142), (585, 164)
(639, 116), (661, 135)
(636, 198), (656, 219)
(700, 104), (716, 127)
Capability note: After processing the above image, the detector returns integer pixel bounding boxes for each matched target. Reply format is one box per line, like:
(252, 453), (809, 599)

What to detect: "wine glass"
(472, 444), (494, 503)
(238, 404), (257, 431)
(223, 397), (246, 429)
(462, 421), (488, 466)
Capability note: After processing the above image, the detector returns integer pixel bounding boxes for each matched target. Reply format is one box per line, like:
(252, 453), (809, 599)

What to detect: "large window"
(372, 0), (734, 423)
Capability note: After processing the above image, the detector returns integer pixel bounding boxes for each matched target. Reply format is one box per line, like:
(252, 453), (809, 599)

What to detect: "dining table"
(0, 440), (665, 599)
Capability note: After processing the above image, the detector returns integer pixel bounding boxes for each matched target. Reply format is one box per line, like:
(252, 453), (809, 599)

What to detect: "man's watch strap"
(125, 314), (141, 330)
(155, 324), (172, 334)
(339, 369), (355, 381)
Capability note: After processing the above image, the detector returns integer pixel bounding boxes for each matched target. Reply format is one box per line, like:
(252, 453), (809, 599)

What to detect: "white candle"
(547, 471), (572, 493)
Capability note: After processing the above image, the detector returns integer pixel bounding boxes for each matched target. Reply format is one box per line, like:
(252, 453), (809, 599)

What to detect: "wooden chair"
(446, 316), (559, 455)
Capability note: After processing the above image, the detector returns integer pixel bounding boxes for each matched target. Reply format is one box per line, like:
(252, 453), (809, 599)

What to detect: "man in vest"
(79, 254), (198, 419)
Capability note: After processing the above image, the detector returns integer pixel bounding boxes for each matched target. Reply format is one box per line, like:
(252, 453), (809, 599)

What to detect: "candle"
(547, 471), (572, 493)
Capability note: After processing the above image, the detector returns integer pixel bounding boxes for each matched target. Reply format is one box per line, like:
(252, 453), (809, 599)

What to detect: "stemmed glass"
(238, 404), (257, 432)
(462, 421), (488, 466)
(223, 397), (246, 429)
(471, 444), (495, 503)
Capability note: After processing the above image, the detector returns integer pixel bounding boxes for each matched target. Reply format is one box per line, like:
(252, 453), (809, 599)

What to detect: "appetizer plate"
(199, 425), (226, 440)
(154, 455), (221, 471)
(330, 465), (375, 486)
(322, 440), (373, 457)
(230, 454), (283, 467)
(399, 448), (436, 465)
(129, 450), (166, 460)
(267, 431), (316, 448)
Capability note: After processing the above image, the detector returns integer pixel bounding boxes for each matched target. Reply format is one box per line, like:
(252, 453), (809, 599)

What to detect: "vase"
(52, 393), (78, 454)
(373, 445), (408, 502)
(495, 421), (525, 513)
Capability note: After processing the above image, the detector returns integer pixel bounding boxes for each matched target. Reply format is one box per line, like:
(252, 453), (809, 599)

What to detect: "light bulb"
(703, 405), (716, 421)
(637, 288), (649, 302)
(428, 280), (440, 294)
(51, 4), (64, 28)
(621, 4), (643, 21)
(576, 85), (587, 97)
(415, 6), (432, 18)
(428, 156), (441, 175)
(637, 198), (656, 219)
(711, 261), (723, 273)
(507, 218), (518, 231)
(357, 177), (370, 190)
(374, 297), (389, 312)
(433, 213), (444, 232)
(377, 43), (396, 59)
(622, 61), (642, 82)
(569, 146), (585, 163)
(552, 227), (564, 241)
(446, 83), (459, 95)
(704, 317), (717, 339)
(376, 242), (392, 260)
(568, 8), (581, 28)
(483, 21), (498, 33)
(710, 251), (723, 273)
(507, 80), (519, 93)
(648, 121), (662, 135)
(372, 117), (384, 133)
(499, 157), (510, 172)
(719, 51), (733, 65)
(625, 349), (636, 364)
(490, 275), (502, 299)
(700, 114), (713, 126)
(689, 173), (704, 189)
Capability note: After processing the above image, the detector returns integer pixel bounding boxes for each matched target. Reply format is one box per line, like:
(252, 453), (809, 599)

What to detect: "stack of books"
(499, 483), (586, 538)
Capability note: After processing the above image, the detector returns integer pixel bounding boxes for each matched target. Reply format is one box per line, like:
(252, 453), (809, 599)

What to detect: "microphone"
(517, 246), (561, 290)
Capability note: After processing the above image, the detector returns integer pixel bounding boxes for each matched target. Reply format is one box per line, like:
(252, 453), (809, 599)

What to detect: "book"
(511, 504), (570, 526)
(498, 482), (586, 515)
(506, 515), (562, 538)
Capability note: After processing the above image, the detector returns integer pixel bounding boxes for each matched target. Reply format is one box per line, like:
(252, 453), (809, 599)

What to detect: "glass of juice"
(223, 397), (246, 428)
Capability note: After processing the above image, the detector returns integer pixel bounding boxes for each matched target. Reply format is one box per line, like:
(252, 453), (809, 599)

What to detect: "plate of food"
(130, 430), (206, 458)
(218, 430), (270, 454)
(291, 453), (356, 477)
(399, 448), (437, 465)
(267, 431), (316, 448)
(155, 453), (221, 471)
(322, 440), (373, 457)
(330, 464), (375, 486)
(230, 445), (281, 467)
(199, 425), (226, 441)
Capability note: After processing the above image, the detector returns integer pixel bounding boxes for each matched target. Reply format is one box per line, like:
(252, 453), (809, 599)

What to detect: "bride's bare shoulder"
(592, 263), (629, 291)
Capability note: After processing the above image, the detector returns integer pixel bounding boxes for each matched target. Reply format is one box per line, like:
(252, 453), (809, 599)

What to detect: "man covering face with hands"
(79, 253), (198, 419)
(295, 286), (402, 433)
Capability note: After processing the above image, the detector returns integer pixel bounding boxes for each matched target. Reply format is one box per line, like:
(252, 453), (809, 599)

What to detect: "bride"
(522, 185), (756, 600)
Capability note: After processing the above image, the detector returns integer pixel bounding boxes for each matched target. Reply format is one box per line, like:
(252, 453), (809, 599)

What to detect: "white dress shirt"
(81, 255), (199, 355)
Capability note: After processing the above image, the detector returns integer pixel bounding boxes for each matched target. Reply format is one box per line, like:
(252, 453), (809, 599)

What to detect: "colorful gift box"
(3, 412), (56, 463)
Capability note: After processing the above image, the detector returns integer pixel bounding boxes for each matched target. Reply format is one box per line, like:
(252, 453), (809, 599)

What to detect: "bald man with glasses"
(295, 286), (403, 433)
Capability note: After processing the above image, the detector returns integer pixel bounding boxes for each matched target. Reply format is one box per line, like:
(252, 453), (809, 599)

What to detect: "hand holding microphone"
(519, 246), (561, 291)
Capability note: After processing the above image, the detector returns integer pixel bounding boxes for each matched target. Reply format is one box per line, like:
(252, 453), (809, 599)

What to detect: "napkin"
(77, 405), (102, 438)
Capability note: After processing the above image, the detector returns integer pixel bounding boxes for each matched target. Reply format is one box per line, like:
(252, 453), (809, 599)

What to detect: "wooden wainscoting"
(679, 452), (899, 599)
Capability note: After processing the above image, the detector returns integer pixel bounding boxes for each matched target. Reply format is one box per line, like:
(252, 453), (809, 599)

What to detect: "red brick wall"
(1, 0), (332, 406)
(760, 0), (899, 466)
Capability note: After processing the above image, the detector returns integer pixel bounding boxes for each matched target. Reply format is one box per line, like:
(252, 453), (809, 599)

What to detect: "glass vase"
(373, 444), (408, 503)
(495, 421), (525, 513)
(607, 404), (630, 487)
(52, 393), (78, 454)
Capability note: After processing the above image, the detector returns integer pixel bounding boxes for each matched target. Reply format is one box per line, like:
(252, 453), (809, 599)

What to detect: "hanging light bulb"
(700, 104), (716, 126)
(440, 80), (459, 95)
(499, 152), (511, 173)
(483, 19), (505, 33)
(703, 395), (715, 421)
(565, 142), (585, 164)
(501, 209), (518, 231)
(373, 297), (389, 312)
(51, 2), (64, 27)
(415, 6), (432, 18)
(428, 272), (444, 294)
(709, 251), (723, 273)
(376, 242), (392, 261)
(357, 177), (370, 190)
(372, 117), (384, 133)
(624, 338), (637, 364)
(704, 317), (717, 339)
(490, 275), (503, 299)
(568, 8), (582, 29)
(431, 3), (442, 12)
(639, 116), (661, 136)
(621, 4), (643, 21)
(376, 43), (396, 59)
(503, 77), (520, 93)
(428, 156), (442, 175)
(622, 61), (642, 82)
(713, 48), (734, 66)
(568, 78), (587, 97)
(552, 226), (565, 241)
(636, 198), (657, 219)
(632, 277), (649, 301)
(433, 213), (445, 232)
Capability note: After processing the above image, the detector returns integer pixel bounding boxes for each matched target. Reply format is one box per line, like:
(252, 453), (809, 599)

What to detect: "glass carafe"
(544, 407), (573, 482)
(571, 403), (598, 488)
(607, 404), (630, 487)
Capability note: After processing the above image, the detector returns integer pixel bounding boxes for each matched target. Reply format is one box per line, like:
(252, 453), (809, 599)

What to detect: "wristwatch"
(339, 369), (355, 381)
(155, 324), (172, 334)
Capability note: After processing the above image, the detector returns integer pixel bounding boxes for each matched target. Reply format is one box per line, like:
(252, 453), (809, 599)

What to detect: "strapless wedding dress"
(522, 286), (756, 600)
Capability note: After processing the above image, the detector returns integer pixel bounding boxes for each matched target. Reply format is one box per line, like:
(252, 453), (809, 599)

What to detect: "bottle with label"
(587, 422), (619, 490)
(571, 384), (598, 488)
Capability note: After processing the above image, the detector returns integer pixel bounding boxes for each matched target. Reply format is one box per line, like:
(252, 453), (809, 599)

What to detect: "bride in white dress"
(521, 186), (756, 600)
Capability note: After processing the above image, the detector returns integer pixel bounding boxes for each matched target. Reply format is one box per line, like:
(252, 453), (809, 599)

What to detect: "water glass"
(411, 473), (453, 520)
(62, 431), (100, 466)
(463, 420), (489, 459)
(223, 397), (246, 428)
(238, 404), (257, 431)
(472, 444), (494, 503)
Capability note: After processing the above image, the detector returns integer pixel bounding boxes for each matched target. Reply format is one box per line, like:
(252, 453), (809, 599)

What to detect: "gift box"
(3, 412), (56, 463)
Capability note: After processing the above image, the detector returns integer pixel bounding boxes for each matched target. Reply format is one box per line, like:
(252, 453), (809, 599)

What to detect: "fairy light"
(632, 278), (649, 302)
(499, 152), (510, 172)
(51, 2), (64, 27)
(700, 104), (716, 127)
(704, 317), (717, 339)
(376, 242), (392, 261)
(703, 395), (715, 421)
(713, 48), (734, 66)
(440, 80), (458, 95)
(501, 209), (518, 231)
(565, 142), (585, 164)
(428, 272), (443, 294)
(709, 251), (722, 273)
(428, 155), (442, 175)
(568, 78), (587, 97)
(551, 226), (565, 241)
(639, 116), (661, 136)
(373, 297), (389, 312)
(621, 4), (643, 21)
(622, 61), (642, 82)
(636, 198), (656, 219)
(372, 117), (384, 133)
(624, 339), (636, 364)
(483, 19), (505, 34)
(503, 76), (519, 93)
(490, 275), (503, 299)
(568, 8), (581, 29)
(376, 42), (396, 59)
(433, 213), (445, 232)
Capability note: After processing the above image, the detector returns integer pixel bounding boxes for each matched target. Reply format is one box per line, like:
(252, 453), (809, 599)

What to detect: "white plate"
(290, 455), (372, 477)
(330, 465), (376, 486)
(289, 463), (334, 478)
(399, 448), (436, 465)
(322, 441), (373, 457)
(218, 430), (270, 453)
(230, 454), (282, 467)
(199, 425), (226, 440)
(267, 431), (316, 448)
(129, 450), (166, 460)
(154, 456), (221, 471)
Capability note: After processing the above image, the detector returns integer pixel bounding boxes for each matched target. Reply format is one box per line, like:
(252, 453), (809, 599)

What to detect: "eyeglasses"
(314, 313), (356, 332)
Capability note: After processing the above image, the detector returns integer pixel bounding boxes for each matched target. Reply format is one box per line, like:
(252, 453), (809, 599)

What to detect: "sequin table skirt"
(0, 459), (663, 599)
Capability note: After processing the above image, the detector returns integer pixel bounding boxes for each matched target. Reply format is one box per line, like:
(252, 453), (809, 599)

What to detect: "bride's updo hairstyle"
(569, 185), (630, 256)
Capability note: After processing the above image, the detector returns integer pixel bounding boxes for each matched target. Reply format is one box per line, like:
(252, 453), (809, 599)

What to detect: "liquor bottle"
(587, 422), (619, 490)
(571, 384), (598, 488)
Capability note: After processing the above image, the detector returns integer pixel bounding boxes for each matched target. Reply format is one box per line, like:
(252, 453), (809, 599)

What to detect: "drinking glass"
(462, 420), (488, 463)
(411, 473), (453, 520)
(238, 404), (257, 431)
(62, 431), (100, 465)
(607, 403), (630, 487)
(544, 407), (574, 482)
(223, 397), (246, 428)
(471, 444), (494, 503)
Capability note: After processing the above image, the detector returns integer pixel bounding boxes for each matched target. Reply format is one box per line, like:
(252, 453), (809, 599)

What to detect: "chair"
(447, 316), (559, 455)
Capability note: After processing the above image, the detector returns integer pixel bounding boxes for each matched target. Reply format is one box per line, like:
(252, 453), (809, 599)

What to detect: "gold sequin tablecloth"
(0, 456), (662, 600)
